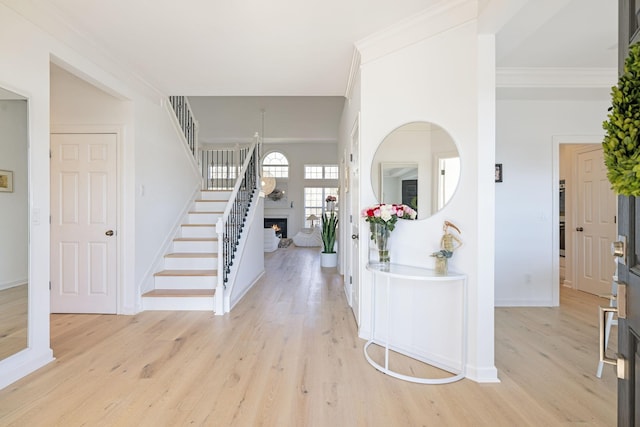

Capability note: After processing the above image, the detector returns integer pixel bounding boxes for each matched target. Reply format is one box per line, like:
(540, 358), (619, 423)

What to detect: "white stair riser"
(181, 226), (217, 238)
(154, 275), (217, 290)
(200, 191), (231, 201)
(173, 240), (218, 253)
(193, 201), (226, 212)
(187, 213), (220, 224)
(164, 257), (217, 270)
(142, 296), (215, 311)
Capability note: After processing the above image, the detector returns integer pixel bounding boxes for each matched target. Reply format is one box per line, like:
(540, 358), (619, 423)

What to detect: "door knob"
(576, 227), (584, 232)
(351, 234), (359, 240)
(105, 230), (114, 236)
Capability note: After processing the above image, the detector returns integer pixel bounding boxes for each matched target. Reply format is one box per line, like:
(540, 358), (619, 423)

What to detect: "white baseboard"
(0, 280), (27, 291)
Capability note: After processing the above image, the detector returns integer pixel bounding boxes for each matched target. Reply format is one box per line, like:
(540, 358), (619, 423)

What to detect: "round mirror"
(371, 122), (460, 220)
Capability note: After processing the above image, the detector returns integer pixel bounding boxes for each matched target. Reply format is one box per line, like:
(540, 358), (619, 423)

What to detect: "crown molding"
(355, 0), (477, 64)
(496, 67), (617, 88)
(2, 0), (165, 103)
(200, 137), (337, 145)
(344, 48), (361, 101)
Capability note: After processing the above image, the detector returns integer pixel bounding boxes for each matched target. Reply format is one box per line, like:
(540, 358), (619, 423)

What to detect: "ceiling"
(4, 0), (618, 141)
(4, 0), (617, 97)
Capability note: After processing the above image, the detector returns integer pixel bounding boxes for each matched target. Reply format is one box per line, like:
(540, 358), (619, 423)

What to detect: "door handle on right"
(105, 230), (114, 236)
(351, 234), (359, 240)
(611, 235), (627, 265)
(576, 227), (584, 232)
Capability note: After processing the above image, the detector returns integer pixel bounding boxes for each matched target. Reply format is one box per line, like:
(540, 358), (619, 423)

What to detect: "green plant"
(602, 42), (640, 196)
(321, 211), (338, 254)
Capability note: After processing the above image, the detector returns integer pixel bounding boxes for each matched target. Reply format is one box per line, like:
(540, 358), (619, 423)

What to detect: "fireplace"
(264, 218), (287, 238)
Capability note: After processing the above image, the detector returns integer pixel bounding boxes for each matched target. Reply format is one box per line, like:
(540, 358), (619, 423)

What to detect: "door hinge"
(49, 281), (51, 290)
(350, 153), (353, 162)
(350, 214), (352, 223)
(350, 276), (353, 284)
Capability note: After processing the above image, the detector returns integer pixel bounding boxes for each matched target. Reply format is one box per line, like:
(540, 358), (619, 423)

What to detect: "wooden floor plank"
(0, 246), (616, 426)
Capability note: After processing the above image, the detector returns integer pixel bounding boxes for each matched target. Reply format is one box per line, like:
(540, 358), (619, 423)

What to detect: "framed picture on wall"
(0, 170), (13, 192)
(495, 164), (503, 183)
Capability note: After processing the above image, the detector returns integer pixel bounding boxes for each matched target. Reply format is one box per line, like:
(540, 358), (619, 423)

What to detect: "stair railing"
(215, 135), (261, 313)
(168, 96), (198, 158)
(201, 144), (251, 190)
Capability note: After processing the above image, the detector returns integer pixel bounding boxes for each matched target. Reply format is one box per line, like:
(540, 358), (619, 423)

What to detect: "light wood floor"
(0, 284), (28, 360)
(0, 248), (616, 426)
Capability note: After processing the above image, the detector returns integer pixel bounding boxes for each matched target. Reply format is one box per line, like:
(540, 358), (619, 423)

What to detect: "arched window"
(262, 151), (289, 178)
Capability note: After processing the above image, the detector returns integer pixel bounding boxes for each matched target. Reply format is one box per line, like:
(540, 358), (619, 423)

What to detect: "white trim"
(201, 137), (338, 145)
(50, 125), (128, 313)
(344, 48), (361, 101)
(355, 0), (477, 64)
(497, 67), (617, 88)
(0, 280), (27, 291)
(137, 185), (201, 296)
(4, 2), (165, 103)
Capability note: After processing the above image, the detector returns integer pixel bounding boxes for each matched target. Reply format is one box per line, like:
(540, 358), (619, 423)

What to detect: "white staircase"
(142, 190), (230, 311)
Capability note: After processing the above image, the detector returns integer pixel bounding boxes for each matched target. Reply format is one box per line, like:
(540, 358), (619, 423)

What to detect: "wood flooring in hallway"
(0, 246), (616, 426)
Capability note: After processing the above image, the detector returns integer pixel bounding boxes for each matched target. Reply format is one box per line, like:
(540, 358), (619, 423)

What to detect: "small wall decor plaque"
(495, 164), (503, 183)
(0, 170), (13, 192)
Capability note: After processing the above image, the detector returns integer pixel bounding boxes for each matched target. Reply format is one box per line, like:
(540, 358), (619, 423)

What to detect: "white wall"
(0, 99), (28, 289)
(0, 3), (199, 389)
(263, 143), (338, 237)
(495, 98), (610, 306)
(356, 3), (498, 382)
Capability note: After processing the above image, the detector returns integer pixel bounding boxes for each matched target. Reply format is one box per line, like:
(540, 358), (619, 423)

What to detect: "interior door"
(50, 133), (117, 314)
(349, 116), (360, 326)
(617, 196), (640, 424)
(576, 147), (617, 296)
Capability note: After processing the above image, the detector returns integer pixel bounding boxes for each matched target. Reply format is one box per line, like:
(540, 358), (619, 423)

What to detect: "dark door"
(401, 179), (418, 211)
(618, 2), (640, 423)
(617, 197), (640, 425)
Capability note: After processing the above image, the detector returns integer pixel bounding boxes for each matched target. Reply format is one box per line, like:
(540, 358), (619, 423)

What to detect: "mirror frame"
(371, 121), (460, 220)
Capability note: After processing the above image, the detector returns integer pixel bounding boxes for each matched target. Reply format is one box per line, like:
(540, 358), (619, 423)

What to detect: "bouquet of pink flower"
(361, 203), (417, 231)
(326, 195), (337, 203)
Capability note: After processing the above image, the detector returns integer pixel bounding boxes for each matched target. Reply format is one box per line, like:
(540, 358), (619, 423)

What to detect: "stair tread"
(143, 289), (216, 298)
(189, 211), (222, 214)
(166, 253), (217, 258)
(182, 224), (217, 227)
(154, 269), (218, 276)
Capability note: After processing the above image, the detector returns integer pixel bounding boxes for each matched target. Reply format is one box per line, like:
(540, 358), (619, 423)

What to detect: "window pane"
(262, 151), (289, 178)
(305, 166), (323, 179)
(304, 187), (339, 226)
(324, 166), (339, 179)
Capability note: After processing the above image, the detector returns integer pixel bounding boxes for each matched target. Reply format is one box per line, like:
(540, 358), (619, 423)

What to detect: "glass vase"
(370, 222), (391, 268)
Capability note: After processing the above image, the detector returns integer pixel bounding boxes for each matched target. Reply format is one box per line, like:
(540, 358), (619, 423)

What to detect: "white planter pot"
(320, 252), (338, 268)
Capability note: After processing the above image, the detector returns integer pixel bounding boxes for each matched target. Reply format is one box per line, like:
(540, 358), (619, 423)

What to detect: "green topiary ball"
(602, 42), (640, 196)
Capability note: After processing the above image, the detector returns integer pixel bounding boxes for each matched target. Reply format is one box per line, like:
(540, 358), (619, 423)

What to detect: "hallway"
(0, 246), (616, 426)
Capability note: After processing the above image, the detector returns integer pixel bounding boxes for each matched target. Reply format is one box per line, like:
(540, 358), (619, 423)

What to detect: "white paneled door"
(349, 117), (360, 326)
(51, 133), (117, 313)
(576, 146), (616, 296)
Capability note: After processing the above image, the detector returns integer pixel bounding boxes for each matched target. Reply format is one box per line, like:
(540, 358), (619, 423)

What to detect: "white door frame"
(51, 125), (125, 314)
(552, 135), (606, 305)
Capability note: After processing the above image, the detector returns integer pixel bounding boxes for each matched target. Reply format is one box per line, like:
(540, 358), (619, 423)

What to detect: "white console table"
(365, 262), (467, 384)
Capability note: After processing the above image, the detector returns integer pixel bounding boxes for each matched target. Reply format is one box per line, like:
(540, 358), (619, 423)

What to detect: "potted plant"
(320, 208), (338, 267)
